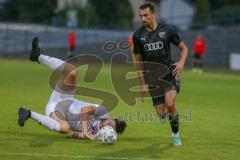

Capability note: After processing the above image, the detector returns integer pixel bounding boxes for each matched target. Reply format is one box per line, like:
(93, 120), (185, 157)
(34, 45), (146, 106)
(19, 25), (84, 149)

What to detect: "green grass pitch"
(0, 59), (240, 160)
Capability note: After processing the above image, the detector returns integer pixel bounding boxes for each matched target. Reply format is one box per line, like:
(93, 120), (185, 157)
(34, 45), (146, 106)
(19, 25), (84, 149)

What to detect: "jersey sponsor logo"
(144, 41), (164, 51)
(159, 32), (166, 39)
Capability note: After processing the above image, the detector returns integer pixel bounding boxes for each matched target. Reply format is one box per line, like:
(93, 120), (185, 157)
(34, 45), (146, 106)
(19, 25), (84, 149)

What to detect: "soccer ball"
(97, 126), (117, 144)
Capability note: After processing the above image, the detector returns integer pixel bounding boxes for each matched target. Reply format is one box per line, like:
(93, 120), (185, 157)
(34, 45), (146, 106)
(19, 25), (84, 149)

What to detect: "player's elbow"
(185, 45), (189, 52)
(60, 123), (70, 133)
(179, 42), (188, 53)
(133, 54), (142, 61)
(182, 43), (189, 54)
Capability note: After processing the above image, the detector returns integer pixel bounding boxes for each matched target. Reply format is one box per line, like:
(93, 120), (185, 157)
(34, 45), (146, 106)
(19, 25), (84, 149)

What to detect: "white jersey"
(45, 87), (110, 134)
(55, 98), (110, 134)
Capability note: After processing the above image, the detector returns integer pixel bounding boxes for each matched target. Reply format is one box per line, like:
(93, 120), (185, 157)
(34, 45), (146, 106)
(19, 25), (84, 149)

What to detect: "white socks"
(172, 132), (180, 138)
(31, 111), (60, 132)
(38, 55), (65, 72)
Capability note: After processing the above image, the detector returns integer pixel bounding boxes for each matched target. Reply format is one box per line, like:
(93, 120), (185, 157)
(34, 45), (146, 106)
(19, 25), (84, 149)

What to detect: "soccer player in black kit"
(132, 3), (188, 145)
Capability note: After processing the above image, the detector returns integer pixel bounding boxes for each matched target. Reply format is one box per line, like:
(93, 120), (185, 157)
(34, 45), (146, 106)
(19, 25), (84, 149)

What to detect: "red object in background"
(128, 34), (133, 48)
(192, 36), (206, 56)
(68, 30), (76, 49)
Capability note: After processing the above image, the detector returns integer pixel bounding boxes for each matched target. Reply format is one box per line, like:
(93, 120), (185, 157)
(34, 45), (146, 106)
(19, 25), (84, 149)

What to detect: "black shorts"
(69, 46), (75, 52)
(144, 65), (180, 106)
(194, 53), (202, 60)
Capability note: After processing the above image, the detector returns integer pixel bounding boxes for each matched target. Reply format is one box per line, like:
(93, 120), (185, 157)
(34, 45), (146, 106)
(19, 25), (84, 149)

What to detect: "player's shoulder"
(133, 26), (145, 39)
(158, 22), (174, 32)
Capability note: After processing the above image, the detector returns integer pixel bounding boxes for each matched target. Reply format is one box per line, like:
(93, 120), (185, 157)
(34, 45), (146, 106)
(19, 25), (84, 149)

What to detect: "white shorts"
(45, 84), (75, 117)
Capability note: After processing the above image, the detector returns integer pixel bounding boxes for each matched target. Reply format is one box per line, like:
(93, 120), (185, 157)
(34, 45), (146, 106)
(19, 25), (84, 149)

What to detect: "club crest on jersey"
(159, 32), (166, 39)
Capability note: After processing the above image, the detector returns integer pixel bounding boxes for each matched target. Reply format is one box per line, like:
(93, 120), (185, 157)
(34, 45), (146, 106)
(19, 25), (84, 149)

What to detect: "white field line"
(2, 152), (171, 160)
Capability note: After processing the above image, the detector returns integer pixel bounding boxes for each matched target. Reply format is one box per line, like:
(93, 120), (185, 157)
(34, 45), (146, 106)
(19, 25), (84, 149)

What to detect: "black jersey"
(133, 23), (182, 67)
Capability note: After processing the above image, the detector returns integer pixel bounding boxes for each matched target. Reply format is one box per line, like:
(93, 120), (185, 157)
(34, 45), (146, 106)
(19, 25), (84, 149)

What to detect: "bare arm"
(132, 53), (147, 102)
(173, 41), (189, 76)
(67, 130), (97, 139)
(132, 53), (145, 85)
(80, 106), (97, 140)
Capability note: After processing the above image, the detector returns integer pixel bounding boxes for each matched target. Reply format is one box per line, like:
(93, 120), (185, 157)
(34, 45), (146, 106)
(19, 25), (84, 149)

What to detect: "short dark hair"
(139, 3), (155, 13)
(114, 118), (127, 134)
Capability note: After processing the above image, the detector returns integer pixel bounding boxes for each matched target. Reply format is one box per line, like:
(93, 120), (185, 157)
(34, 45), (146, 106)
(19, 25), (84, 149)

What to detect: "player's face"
(102, 119), (116, 130)
(139, 8), (155, 27)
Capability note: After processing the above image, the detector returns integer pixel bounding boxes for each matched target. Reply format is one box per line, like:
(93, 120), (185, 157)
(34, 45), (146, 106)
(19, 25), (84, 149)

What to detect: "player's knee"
(156, 109), (165, 117)
(165, 93), (176, 109)
(155, 106), (165, 117)
(68, 69), (78, 79)
(64, 63), (78, 76)
(165, 101), (175, 109)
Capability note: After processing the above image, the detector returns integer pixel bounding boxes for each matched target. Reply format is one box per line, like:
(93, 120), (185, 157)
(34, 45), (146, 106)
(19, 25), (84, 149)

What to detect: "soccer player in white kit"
(18, 37), (127, 140)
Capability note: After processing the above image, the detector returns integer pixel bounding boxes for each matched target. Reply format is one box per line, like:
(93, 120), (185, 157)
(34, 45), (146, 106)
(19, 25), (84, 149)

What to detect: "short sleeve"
(95, 105), (110, 119)
(170, 27), (182, 46)
(133, 34), (142, 54)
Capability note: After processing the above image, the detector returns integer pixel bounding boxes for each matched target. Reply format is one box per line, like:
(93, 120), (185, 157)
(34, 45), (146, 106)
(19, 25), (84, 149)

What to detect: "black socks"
(169, 114), (179, 133)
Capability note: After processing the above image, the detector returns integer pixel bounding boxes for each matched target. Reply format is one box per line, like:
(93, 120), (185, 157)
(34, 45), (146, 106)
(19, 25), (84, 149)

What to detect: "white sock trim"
(172, 132), (180, 137)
